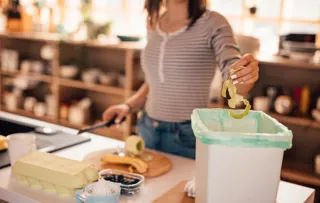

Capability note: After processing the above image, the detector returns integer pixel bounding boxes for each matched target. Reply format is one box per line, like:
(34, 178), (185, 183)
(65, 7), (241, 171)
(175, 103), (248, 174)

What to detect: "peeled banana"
(101, 155), (148, 174)
(125, 136), (145, 156)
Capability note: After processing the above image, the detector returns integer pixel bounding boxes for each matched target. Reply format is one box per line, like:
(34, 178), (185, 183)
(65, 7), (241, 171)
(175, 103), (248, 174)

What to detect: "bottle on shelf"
(299, 85), (311, 116)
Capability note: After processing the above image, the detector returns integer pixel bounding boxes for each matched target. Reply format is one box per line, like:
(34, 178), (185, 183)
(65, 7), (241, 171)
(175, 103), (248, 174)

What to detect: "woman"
(103, 0), (259, 159)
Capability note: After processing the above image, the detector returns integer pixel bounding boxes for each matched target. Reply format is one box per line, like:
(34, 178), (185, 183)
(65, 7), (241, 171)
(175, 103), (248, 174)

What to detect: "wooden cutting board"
(83, 148), (172, 178)
(153, 181), (195, 203)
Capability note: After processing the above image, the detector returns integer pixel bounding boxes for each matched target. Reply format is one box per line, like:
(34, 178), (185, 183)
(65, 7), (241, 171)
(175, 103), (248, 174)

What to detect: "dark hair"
(144, 0), (206, 28)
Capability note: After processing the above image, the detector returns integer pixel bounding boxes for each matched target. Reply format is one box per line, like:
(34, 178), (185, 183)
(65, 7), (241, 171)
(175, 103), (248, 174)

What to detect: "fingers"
(229, 53), (254, 71)
(230, 54), (259, 84)
(232, 63), (259, 84)
(102, 107), (117, 122)
(115, 110), (127, 124)
(233, 69), (259, 84)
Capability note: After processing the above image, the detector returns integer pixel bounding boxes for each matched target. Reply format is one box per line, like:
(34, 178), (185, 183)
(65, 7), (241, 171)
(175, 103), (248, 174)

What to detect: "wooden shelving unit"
(59, 78), (125, 96)
(0, 70), (53, 83)
(0, 32), (141, 139)
(268, 113), (320, 129)
(0, 31), (319, 139)
(1, 107), (56, 124)
(281, 159), (320, 187)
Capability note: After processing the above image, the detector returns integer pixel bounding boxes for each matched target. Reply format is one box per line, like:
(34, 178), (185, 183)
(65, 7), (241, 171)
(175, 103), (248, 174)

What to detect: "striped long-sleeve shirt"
(141, 11), (241, 122)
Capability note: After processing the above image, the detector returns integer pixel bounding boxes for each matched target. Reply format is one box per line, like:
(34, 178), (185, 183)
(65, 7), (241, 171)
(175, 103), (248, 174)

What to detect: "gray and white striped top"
(141, 11), (241, 122)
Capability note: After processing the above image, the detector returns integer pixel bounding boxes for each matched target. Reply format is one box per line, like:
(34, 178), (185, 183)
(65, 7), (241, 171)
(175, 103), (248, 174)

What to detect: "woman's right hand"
(102, 104), (131, 124)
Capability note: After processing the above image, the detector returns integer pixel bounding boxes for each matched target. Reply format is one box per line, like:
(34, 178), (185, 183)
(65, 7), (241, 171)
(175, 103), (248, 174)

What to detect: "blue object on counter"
(117, 35), (140, 42)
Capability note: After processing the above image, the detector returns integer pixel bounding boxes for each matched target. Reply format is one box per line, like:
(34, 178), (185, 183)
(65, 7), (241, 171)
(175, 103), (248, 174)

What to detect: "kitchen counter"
(0, 112), (316, 203)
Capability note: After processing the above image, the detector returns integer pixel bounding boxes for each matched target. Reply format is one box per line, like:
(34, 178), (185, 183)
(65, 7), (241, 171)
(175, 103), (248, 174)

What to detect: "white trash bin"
(191, 109), (293, 203)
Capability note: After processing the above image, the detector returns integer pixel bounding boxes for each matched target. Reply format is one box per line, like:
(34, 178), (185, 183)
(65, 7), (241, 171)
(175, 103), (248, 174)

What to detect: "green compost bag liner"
(191, 108), (293, 149)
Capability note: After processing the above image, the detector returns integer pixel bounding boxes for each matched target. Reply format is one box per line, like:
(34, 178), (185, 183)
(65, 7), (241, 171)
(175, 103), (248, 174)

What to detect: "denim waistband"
(141, 110), (191, 125)
(139, 110), (191, 133)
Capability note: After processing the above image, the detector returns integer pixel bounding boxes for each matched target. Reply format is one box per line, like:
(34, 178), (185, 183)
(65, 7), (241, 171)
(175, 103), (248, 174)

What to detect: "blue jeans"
(137, 111), (195, 159)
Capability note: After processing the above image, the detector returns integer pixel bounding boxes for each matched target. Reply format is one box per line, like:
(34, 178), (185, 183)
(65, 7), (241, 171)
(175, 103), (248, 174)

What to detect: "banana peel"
(222, 76), (251, 119)
(101, 155), (148, 174)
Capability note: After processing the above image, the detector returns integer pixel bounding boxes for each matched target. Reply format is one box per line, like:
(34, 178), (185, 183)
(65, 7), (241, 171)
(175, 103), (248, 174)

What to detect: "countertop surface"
(0, 111), (316, 203)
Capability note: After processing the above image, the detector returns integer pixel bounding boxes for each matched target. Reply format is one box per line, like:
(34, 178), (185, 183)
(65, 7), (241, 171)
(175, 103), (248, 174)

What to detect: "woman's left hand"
(229, 53), (259, 85)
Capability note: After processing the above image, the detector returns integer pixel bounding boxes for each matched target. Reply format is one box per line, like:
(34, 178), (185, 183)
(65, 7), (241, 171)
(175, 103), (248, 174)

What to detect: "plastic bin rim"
(191, 108), (293, 149)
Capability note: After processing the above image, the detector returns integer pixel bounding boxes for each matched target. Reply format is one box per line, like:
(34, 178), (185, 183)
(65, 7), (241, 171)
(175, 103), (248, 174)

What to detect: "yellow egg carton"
(12, 151), (99, 197)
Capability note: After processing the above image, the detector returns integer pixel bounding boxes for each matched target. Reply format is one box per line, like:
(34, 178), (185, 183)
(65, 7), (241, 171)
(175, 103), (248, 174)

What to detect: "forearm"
(125, 82), (149, 111)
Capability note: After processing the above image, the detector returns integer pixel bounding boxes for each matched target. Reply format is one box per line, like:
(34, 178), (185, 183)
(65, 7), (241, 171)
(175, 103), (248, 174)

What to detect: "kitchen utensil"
(20, 60), (32, 73)
(45, 94), (57, 117)
(99, 72), (118, 86)
(274, 95), (294, 115)
(60, 65), (79, 78)
(84, 149), (172, 178)
(77, 117), (126, 135)
(118, 74), (125, 88)
(68, 105), (91, 125)
(81, 69), (101, 84)
(41, 44), (56, 60)
(7, 133), (36, 165)
(264, 85), (282, 111)
(13, 76), (39, 90)
(24, 97), (37, 112)
(4, 92), (23, 111)
(32, 61), (44, 73)
(99, 169), (145, 196)
(34, 102), (47, 117)
(60, 103), (70, 120)
(253, 97), (271, 112)
(117, 35), (140, 42)
(7, 50), (19, 72)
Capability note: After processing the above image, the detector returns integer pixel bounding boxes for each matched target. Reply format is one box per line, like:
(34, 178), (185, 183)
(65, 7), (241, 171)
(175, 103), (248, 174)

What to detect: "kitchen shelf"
(281, 159), (320, 187)
(209, 103), (320, 129)
(256, 53), (320, 71)
(59, 78), (125, 96)
(268, 113), (320, 129)
(0, 70), (53, 83)
(0, 32), (145, 51)
(1, 107), (56, 123)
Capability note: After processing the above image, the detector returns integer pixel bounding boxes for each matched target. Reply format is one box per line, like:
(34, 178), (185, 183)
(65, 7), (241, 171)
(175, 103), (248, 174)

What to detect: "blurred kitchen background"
(0, 0), (320, 199)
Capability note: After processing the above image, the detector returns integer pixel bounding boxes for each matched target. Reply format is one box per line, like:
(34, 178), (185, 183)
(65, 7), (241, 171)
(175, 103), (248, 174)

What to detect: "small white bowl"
(60, 65), (79, 79)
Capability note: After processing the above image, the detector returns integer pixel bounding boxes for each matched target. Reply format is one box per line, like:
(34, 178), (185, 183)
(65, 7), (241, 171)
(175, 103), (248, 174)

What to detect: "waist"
(141, 110), (191, 125)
